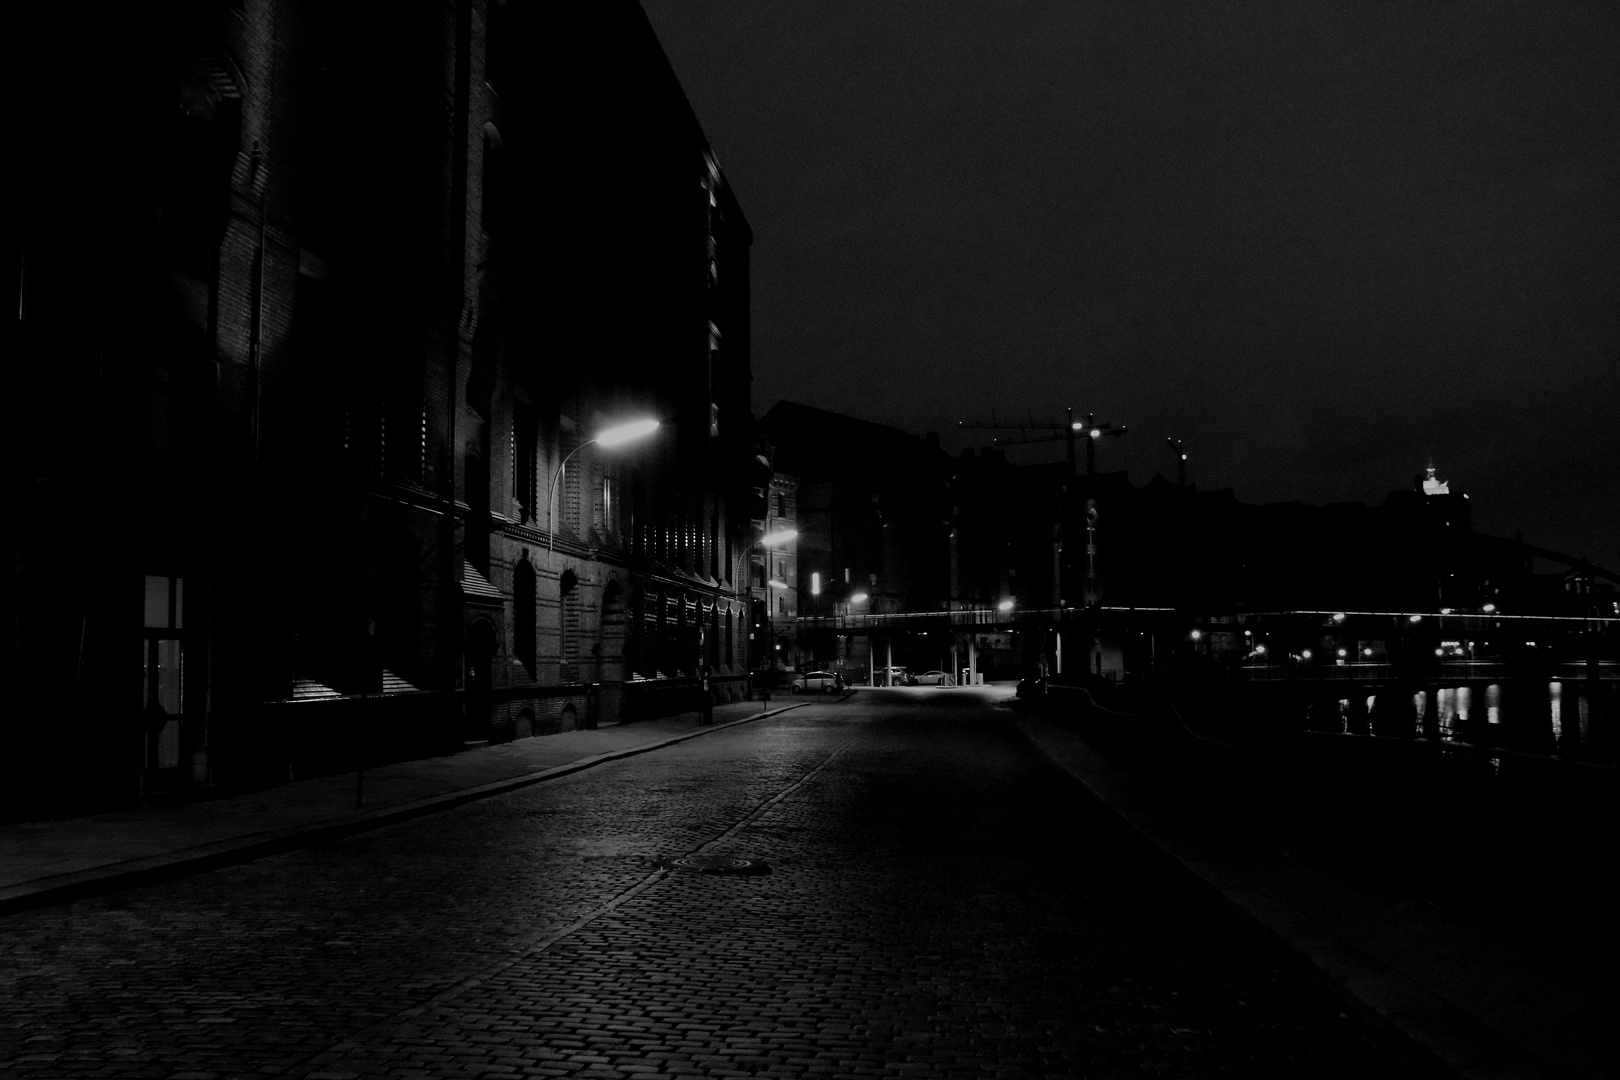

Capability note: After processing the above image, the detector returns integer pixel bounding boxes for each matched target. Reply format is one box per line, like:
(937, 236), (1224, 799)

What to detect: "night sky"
(643, 1), (1619, 574)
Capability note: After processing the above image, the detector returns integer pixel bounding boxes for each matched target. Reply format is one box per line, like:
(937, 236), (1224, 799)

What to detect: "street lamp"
(548, 417), (659, 562)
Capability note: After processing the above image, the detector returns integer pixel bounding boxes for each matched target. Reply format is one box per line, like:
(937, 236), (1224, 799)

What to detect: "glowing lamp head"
(997, 599), (1015, 612)
(594, 417), (660, 448)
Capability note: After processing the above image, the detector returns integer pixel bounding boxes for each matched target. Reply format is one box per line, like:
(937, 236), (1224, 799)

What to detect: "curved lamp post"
(548, 417), (659, 563)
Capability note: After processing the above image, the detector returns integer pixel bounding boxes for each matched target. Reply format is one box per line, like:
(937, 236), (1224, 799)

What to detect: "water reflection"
(1550, 681), (1563, 742)
(1330, 680), (1589, 747)
(1315, 680), (1594, 748)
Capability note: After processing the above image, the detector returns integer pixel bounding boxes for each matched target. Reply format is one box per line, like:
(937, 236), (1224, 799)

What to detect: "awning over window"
(381, 670), (419, 694)
(290, 679), (340, 701)
(461, 563), (506, 604)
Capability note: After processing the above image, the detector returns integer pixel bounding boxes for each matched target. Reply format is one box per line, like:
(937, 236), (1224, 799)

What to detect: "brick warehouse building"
(6, 0), (755, 820)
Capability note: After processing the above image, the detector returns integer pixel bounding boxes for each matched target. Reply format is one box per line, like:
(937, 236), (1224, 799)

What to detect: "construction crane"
(958, 408), (1127, 477)
(1165, 438), (1187, 488)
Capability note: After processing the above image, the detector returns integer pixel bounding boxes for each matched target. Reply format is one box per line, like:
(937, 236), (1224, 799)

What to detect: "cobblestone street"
(1, 693), (1447, 1078)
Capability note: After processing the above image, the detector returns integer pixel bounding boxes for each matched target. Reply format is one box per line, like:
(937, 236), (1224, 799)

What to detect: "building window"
(560, 568), (580, 678)
(514, 558), (535, 677)
(143, 575), (185, 770)
(513, 403), (536, 522)
(481, 123), (505, 236)
(162, 62), (241, 278)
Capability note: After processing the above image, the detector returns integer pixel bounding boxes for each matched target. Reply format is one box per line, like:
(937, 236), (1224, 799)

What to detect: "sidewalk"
(0, 698), (804, 914)
(3, 696), (1612, 1079)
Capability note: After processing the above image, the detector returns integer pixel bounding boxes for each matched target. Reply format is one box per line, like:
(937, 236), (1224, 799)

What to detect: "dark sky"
(643, 1), (1619, 574)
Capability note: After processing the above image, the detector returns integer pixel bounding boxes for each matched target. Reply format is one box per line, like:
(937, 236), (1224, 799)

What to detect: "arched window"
(559, 568), (580, 680)
(512, 401), (537, 523)
(162, 60), (241, 277)
(513, 557), (535, 677)
(709, 602), (720, 667)
(465, 449), (490, 574)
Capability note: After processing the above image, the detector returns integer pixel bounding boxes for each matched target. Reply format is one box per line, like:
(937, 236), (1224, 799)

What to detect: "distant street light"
(1165, 438), (1187, 488)
(549, 418), (660, 563)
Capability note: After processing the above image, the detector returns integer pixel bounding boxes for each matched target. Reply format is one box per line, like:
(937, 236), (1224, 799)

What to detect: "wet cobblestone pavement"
(1, 694), (1449, 1078)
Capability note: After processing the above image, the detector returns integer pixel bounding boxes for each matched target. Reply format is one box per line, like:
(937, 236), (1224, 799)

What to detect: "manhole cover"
(655, 854), (771, 875)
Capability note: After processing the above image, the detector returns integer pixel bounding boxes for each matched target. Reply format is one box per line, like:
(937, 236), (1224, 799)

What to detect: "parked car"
(875, 666), (909, 686)
(1016, 674), (1046, 698)
(912, 670), (954, 686)
(791, 670), (845, 693)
